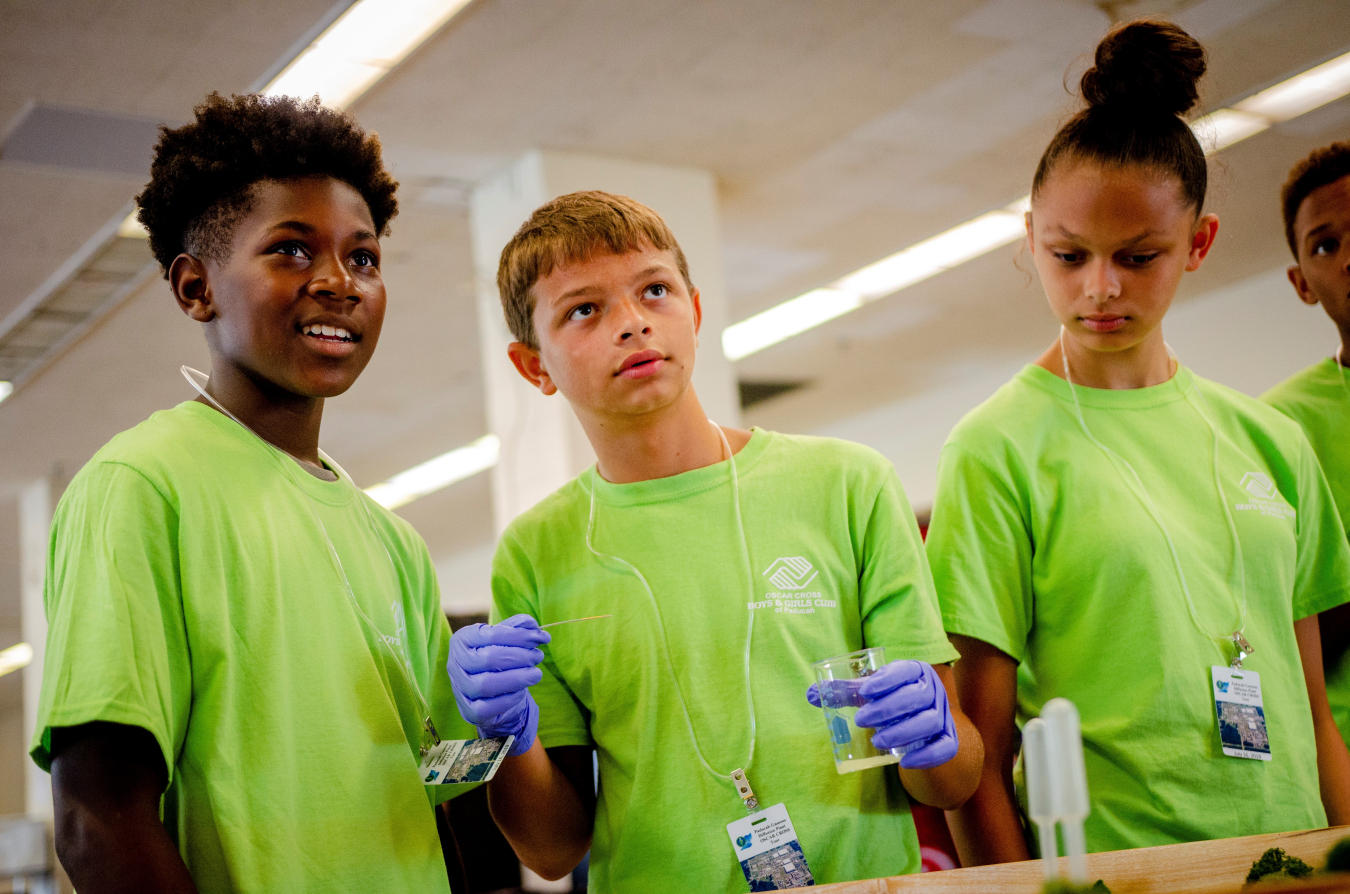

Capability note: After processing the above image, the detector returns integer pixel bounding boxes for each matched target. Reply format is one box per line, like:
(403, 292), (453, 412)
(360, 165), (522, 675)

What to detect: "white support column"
(469, 151), (740, 534)
(18, 479), (52, 820)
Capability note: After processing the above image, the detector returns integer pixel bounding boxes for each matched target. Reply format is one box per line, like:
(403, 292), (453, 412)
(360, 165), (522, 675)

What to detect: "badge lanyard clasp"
(731, 768), (759, 813)
(1230, 632), (1254, 670)
(421, 717), (442, 759)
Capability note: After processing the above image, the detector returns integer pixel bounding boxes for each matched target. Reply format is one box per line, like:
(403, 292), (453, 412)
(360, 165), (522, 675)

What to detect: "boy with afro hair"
(1265, 141), (1350, 754)
(32, 93), (473, 894)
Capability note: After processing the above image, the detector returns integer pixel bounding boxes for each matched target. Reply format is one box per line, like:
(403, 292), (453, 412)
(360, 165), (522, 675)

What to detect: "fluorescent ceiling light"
(723, 289), (862, 360)
(723, 49), (1350, 361)
(1236, 51), (1350, 122)
(836, 205), (1026, 300)
(0, 382), (11, 405)
(365, 434), (500, 510)
(724, 201), (1026, 361)
(265, 0), (473, 109)
(117, 214), (149, 239)
(0, 643), (33, 678)
(1191, 108), (1269, 154)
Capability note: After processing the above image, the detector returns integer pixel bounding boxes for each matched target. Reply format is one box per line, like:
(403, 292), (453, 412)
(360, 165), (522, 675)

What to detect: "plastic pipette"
(539, 615), (612, 629)
(1022, 717), (1058, 880)
(1043, 698), (1090, 883)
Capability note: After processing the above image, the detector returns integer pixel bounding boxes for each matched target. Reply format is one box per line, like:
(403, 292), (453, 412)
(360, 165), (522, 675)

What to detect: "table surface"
(796, 826), (1350, 894)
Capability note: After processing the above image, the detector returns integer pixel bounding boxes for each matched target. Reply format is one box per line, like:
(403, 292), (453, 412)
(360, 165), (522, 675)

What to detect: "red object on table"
(912, 803), (960, 872)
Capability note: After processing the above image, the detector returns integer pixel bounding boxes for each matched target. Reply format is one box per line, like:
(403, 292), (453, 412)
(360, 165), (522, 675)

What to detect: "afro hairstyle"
(135, 92), (399, 275)
(1282, 141), (1350, 257)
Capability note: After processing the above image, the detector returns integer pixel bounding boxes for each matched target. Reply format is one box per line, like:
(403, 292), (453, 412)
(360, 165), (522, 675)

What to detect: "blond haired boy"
(446, 192), (982, 892)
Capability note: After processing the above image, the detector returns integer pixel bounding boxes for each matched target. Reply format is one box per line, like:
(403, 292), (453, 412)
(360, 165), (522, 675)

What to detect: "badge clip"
(1230, 632), (1254, 670)
(420, 716), (441, 759)
(731, 768), (759, 813)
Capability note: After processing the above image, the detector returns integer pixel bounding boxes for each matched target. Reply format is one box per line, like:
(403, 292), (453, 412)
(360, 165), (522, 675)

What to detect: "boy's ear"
(507, 342), (558, 396)
(170, 254), (216, 322)
(1287, 264), (1320, 306)
(690, 286), (703, 338)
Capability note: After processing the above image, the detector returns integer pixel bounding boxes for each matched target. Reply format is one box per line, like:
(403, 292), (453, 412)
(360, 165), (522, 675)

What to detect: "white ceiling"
(3, 0), (1350, 613)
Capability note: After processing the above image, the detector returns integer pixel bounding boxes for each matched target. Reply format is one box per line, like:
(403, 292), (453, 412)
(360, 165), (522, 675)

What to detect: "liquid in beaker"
(813, 647), (903, 774)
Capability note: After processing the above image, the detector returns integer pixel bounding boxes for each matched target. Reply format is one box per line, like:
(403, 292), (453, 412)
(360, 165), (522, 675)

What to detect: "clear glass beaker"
(813, 647), (902, 774)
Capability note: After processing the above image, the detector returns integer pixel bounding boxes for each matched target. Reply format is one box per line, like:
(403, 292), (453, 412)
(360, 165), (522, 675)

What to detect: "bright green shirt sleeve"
(491, 530), (592, 749)
(926, 440), (1034, 662)
(1290, 435), (1350, 620)
(858, 467), (959, 666)
(33, 461), (191, 777)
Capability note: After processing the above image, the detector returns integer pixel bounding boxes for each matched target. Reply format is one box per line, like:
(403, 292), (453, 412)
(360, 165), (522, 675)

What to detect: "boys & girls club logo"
(1235, 472), (1295, 519)
(736, 834), (753, 850)
(763, 557), (818, 590)
(1240, 472), (1276, 500)
(750, 556), (836, 614)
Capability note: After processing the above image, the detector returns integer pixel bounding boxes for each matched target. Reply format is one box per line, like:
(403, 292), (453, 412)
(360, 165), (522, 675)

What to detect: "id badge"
(1211, 666), (1271, 761)
(726, 803), (815, 890)
(418, 735), (515, 784)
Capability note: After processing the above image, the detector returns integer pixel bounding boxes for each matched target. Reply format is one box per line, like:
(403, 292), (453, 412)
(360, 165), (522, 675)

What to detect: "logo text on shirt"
(1234, 472), (1295, 519)
(749, 557), (837, 614)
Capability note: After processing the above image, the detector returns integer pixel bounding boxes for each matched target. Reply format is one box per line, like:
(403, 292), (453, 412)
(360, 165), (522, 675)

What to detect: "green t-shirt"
(32, 401), (473, 893)
(1264, 357), (1350, 745)
(492, 429), (958, 893)
(927, 364), (1350, 853)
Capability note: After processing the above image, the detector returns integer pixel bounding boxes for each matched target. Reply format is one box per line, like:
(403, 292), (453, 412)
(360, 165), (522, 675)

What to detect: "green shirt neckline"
(179, 399), (356, 507)
(1018, 362), (1195, 410)
(585, 426), (774, 507)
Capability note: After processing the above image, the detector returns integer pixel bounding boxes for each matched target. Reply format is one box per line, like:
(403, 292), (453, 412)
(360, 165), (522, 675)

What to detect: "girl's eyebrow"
(1050, 225), (1160, 245)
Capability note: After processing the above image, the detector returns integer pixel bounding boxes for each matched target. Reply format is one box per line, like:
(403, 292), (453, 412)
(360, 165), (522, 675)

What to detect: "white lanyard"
(1058, 333), (1252, 667)
(181, 366), (441, 755)
(584, 422), (760, 804)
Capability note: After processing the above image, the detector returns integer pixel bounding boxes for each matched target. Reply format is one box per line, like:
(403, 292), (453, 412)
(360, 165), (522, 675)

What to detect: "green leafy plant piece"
(1246, 847), (1314, 883)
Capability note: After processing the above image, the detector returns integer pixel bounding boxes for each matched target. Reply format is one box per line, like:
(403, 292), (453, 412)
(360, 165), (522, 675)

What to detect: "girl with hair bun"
(927, 19), (1350, 863)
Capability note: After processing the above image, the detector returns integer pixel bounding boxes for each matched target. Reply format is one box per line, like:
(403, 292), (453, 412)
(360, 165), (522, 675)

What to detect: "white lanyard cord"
(1057, 334), (1249, 662)
(584, 421), (757, 784)
(180, 366), (439, 749)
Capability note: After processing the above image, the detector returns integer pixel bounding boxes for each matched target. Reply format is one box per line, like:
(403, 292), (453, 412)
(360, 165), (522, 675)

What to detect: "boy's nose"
(613, 300), (652, 340)
(309, 253), (359, 300)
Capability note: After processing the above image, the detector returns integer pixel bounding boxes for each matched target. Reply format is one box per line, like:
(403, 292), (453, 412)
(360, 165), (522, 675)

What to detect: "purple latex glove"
(805, 659), (958, 769)
(448, 614), (551, 757)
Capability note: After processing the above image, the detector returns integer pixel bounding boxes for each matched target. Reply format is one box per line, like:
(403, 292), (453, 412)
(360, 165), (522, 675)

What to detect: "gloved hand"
(448, 614), (550, 757)
(805, 659), (958, 769)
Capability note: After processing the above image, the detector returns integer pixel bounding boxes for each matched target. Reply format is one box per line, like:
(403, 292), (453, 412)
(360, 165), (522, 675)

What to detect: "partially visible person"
(34, 93), (472, 894)
(1264, 140), (1350, 750)
(926, 19), (1350, 866)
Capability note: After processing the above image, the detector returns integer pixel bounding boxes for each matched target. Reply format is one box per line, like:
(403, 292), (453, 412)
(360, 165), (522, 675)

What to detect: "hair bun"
(1079, 19), (1206, 117)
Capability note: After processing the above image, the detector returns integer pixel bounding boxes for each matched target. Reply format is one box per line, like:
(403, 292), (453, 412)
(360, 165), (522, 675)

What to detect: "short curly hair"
(136, 92), (399, 274)
(1282, 141), (1350, 257)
